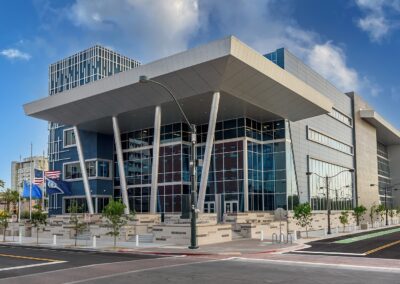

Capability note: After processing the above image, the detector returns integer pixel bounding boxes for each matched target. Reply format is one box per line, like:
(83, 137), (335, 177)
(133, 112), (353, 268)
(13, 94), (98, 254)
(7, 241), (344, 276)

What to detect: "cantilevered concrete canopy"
(360, 109), (400, 145)
(24, 36), (333, 133)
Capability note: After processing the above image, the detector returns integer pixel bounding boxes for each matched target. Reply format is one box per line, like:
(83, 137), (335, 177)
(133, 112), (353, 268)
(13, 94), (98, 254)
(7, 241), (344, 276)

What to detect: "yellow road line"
(0, 253), (61, 262)
(365, 239), (400, 255)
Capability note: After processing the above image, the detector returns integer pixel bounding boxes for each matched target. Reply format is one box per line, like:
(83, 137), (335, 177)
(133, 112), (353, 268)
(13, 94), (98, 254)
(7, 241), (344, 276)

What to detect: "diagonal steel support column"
(197, 92), (220, 212)
(112, 116), (130, 214)
(73, 126), (94, 214)
(150, 106), (161, 213)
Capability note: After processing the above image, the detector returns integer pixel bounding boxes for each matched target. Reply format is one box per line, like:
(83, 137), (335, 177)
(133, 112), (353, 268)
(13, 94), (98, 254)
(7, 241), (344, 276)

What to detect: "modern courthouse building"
(24, 36), (400, 217)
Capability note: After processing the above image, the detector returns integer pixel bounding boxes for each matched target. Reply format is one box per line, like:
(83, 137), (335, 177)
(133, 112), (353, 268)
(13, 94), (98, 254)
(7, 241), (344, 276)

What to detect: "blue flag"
(22, 181), (43, 199)
(34, 169), (43, 178)
(46, 178), (72, 195)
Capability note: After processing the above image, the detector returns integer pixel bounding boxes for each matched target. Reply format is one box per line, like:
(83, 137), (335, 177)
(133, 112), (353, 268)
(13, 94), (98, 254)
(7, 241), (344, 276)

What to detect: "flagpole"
(29, 143), (32, 220)
(42, 150), (46, 210)
(18, 155), (21, 223)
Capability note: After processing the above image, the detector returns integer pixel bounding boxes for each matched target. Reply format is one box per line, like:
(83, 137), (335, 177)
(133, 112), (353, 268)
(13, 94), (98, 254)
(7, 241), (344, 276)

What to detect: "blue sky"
(1, 0), (399, 187)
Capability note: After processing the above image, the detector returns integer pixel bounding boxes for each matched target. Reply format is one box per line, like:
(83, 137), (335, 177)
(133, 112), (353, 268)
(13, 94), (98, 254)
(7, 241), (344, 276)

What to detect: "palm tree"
(0, 189), (19, 213)
(0, 180), (4, 189)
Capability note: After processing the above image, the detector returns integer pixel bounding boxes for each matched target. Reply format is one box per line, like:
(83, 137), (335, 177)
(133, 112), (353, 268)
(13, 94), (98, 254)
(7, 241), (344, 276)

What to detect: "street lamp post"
(139, 75), (199, 249)
(307, 169), (354, 235)
(370, 183), (400, 226)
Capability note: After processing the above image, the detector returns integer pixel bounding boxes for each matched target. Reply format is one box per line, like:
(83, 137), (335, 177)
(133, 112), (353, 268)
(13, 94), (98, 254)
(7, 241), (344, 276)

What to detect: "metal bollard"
(92, 235), (97, 248)
(292, 231), (297, 241)
(136, 234), (139, 247)
(18, 229), (22, 244)
(53, 235), (57, 245)
(260, 230), (264, 241)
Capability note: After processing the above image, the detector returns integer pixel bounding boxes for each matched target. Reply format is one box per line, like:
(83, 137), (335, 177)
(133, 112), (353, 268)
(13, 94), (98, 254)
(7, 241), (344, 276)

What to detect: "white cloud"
(0, 48), (31, 60)
(355, 0), (400, 42)
(198, 0), (372, 94)
(307, 42), (359, 92)
(62, 0), (378, 96)
(69, 0), (200, 61)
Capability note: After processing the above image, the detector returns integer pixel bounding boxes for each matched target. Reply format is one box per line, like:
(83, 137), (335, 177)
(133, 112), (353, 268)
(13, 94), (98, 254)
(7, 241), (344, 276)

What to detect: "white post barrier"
(18, 229), (22, 244)
(53, 235), (57, 246)
(92, 235), (97, 248)
(136, 234), (139, 247)
(260, 230), (264, 241)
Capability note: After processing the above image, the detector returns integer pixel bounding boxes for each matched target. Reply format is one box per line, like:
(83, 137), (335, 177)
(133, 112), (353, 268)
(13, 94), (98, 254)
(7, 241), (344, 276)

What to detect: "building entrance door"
(204, 201), (215, 213)
(224, 201), (238, 213)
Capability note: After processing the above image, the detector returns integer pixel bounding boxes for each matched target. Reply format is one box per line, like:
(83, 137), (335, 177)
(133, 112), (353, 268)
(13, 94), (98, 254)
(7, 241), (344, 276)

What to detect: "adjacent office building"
(11, 156), (48, 192)
(24, 36), (400, 216)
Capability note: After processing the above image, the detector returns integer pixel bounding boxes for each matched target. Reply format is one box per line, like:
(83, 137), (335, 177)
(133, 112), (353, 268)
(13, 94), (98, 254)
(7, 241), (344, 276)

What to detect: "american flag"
(33, 169), (44, 185)
(45, 170), (61, 179)
(33, 177), (44, 185)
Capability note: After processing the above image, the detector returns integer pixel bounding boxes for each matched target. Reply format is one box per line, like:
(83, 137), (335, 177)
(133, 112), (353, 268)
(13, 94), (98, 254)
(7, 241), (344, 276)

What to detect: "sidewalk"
(1, 236), (299, 256)
(2, 224), (398, 257)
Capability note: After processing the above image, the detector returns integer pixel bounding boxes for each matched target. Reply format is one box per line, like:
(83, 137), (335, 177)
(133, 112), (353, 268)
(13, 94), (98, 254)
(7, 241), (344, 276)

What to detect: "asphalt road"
(0, 244), (399, 283)
(0, 244), (160, 280)
(294, 226), (400, 258)
(50, 258), (400, 284)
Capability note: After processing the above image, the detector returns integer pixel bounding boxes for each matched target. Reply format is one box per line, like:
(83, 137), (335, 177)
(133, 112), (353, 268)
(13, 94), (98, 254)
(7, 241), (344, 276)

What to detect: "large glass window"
(377, 142), (392, 206)
(308, 128), (353, 155)
(118, 117), (289, 213)
(64, 160), (111, 180)
(329, 108), (352, 126)
(63, 129), (76, 147)
(309, 158), (353, 211)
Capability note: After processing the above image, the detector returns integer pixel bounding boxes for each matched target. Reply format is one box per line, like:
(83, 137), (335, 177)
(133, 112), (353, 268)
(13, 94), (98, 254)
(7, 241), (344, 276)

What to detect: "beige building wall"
(350, 93), (380, 208)
(11, 156), (49, 192)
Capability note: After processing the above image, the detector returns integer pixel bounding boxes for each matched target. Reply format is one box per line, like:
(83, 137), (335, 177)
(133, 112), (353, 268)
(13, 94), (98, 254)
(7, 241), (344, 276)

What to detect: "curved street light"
(139, 75), (199, 249)
(370, 183), (400, 226)
(306, 169), (354, 234)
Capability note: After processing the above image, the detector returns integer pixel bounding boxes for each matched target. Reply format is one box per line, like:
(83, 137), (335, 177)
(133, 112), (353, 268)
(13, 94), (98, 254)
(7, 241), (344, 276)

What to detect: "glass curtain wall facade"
(117, 117), (299, 213)
(309, 158), (354, 211)
(49, 45), (140, 96)
(377, 142), (392, 206)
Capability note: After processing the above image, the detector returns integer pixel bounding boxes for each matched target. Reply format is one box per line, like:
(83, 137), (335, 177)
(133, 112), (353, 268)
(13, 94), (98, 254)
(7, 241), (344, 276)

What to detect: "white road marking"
(232, 257), (400, 273)
(290, 250), (366, 256)
(0, 256), (172, 281)
(65, 258), (234, 284)
(0, 261), (67, 272)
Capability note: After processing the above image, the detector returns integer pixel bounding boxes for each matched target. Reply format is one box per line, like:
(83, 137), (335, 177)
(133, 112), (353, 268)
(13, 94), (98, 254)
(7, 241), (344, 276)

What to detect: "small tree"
(376, 204), (385, 224)
(388, 208), (395, 224)
(293, 203), (313, 238)
(0, 210), (10, 242)
(68, 201), (86, 247)
(339, 211), (349, 233)
(103, 200), (134, 248)
(31, 205), (47, 244)
(353, 205), (367, 226)
(369, 204), (377, 227)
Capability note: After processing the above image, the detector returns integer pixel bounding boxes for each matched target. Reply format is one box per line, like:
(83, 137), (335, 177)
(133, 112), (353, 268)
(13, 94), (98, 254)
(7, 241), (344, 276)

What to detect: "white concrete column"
(73, 126), (94, 214)
(150, 106), (161, 213)
(243, 138), (249, 211)
(197, 92), (220, 212)
(112, 116), (130, 215)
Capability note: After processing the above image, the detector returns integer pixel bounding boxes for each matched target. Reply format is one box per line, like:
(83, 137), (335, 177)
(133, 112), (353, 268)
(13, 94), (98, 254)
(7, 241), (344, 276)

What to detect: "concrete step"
(231, 230), (245, 240)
